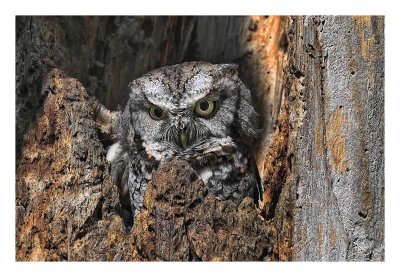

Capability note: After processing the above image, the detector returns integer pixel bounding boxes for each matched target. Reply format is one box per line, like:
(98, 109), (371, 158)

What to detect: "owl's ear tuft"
(128, 80), (144, 99)
(219, 64), (239, 77)
(128, 80), (140, 91)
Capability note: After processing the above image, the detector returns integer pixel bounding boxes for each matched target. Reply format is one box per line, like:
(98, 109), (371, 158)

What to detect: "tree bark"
(281, 16), (384, 261)
(15, 16), (384, 261)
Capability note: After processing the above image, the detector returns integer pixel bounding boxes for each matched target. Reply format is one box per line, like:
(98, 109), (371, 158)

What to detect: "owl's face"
(120, 62), (257, 162)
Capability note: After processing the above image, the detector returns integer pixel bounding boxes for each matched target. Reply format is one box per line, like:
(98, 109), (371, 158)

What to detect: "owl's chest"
(129, 157), (155, 183)
(193, 150), (249, 185)
(132, 147), (249, 183)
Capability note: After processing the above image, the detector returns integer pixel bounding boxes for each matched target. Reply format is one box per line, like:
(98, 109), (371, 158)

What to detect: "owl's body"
(107, 62), (261, 226)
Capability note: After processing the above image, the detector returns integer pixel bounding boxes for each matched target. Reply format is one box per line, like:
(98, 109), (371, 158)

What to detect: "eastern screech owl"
(107, 62), (261, 226)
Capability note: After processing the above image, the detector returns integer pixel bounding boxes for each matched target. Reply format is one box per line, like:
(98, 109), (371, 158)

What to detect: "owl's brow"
(182, 88), (221, 108)
(181, 66), (202, 92)
(137, 92), (175, 110)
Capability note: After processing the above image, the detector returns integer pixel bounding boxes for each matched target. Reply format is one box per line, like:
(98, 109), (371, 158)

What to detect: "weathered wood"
(132, 159), (274, 261)
(15, 69), (130, 261)
(278, 16), (385, 261)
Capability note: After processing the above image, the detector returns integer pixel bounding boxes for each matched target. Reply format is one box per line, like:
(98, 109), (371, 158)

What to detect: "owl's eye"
(149, 106), (166, 120)
(194, 99), (216, 117)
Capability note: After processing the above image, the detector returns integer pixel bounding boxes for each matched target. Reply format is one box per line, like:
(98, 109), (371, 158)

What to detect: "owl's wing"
(107, 142), (133, 229)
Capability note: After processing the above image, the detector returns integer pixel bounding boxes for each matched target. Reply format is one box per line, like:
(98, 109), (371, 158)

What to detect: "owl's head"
(119, 62), (258, 162)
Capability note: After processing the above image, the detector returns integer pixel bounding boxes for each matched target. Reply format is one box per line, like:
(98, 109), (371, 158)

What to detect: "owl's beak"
(176, 125), (193, 149)
(173, 118), (193, 149)
(179, 133), (189, 149)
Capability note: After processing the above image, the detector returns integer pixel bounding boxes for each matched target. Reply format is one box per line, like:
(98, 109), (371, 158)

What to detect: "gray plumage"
(107, 62), (261, 227)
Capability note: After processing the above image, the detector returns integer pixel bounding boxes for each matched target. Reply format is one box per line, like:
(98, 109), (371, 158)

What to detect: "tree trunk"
(283, 16), (384, 261)
(15, 16), (384, 261)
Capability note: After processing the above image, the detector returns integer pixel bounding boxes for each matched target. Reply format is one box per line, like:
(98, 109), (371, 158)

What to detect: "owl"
(107, 62), (262, 227)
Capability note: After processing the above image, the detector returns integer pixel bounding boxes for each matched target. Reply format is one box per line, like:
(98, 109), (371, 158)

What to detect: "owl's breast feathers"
(187, 144), (261, 205)
(108, 140), (261, 219)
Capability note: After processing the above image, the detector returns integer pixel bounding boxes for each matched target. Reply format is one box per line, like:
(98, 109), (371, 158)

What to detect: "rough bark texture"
(15, 16), (384, 261)
(132, 160), (274, 261)
(282, 16), (385, 261)
(15, 70), (129, 261)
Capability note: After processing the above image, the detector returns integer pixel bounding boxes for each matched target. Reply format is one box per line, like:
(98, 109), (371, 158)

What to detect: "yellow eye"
(194, 99), (216, 117)
(149, 106), (166, 120)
